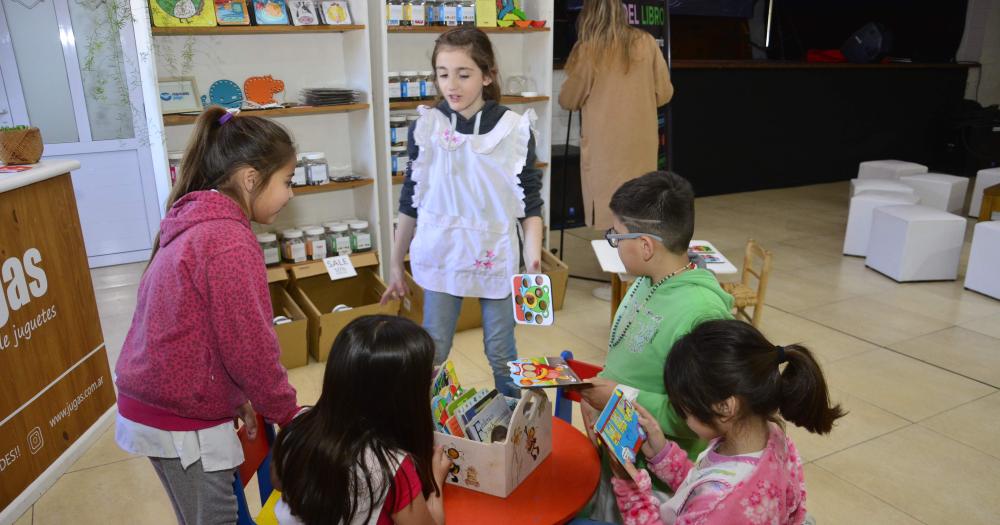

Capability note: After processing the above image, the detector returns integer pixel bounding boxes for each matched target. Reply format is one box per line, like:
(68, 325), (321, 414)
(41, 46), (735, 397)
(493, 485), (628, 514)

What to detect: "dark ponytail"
(149, 106), (296, 262)
(664, 319), (845, 435)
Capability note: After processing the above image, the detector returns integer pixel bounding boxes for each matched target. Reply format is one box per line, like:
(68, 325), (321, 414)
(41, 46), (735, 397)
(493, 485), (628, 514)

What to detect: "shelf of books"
(150, 0), (387, 262)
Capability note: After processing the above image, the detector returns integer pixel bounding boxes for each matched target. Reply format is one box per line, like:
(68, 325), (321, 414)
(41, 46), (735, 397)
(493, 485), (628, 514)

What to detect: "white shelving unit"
(367, 3), (555, 267)
(149, 0), (386, 258)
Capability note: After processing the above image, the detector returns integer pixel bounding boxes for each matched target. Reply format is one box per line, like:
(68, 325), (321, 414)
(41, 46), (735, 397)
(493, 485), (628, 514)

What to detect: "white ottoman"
(899, 173), (969, 214)
(858, 160), (928, 180)
(866, 205), (966, 282)
(843, 191), (920, 256)
(969, 167), (1000, 218)
(849, 178), (919, 198)
(964, 221), (1000, 300)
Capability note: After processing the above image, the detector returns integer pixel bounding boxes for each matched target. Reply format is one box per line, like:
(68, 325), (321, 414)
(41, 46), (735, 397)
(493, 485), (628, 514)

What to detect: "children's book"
(287, 0), (319, 25)
(507, 357), (581, 389)
(463, 390), (513, 442)
(214, 0), (250, 24)
(251, 0), (289, 24)
(594, 386), (646, 481)
(432, 361), (460, 397)
(512, 274), (554, 326)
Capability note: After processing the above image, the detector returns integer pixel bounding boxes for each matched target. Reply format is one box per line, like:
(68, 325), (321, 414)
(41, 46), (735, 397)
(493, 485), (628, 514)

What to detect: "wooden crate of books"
(431, 363), (553, 498)
(267, 267), (309, 369)
(287, 254), (399, 361)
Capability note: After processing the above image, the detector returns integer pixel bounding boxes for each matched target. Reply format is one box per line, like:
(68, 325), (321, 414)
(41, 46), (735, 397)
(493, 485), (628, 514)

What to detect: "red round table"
(443, 417), (601, 525)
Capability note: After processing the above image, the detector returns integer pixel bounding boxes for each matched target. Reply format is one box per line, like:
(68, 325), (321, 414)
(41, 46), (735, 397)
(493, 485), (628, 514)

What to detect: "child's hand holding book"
(634, 403), (668, 460)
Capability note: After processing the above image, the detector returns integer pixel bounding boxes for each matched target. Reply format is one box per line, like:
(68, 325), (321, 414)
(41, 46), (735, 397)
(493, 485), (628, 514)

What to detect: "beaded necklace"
(609, 262), (696, 348)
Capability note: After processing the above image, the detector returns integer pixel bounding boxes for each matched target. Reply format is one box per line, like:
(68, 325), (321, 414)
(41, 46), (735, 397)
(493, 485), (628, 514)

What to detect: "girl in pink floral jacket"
(610, 320), (845, 525)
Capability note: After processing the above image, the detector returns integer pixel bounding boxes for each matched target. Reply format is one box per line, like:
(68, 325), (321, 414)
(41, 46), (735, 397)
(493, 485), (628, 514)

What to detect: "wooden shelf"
(389, 96), (548, 110)
(151, 24), (366, 36)
(292, 179), (373, 196)
(163, 103), (369, 126)
(387, 25), (549, 34)
(283, 251), (380, 276)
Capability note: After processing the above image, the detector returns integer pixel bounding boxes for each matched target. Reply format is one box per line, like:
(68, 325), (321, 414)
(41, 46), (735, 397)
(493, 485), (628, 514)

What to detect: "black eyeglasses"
(605, 228), (664, 248)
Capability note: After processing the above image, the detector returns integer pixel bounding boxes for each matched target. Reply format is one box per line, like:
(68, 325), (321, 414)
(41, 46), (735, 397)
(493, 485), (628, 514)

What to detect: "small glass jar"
(303, 152), (329, 185)
(257, 232), (281, 266)
(459, 0), (474, 25)
(426, 0), (440, 25)
(281, 229), (307, 263)
(292, 153), (307, 187)
(349, 221), (373, 252)
(443, 0), (458, 26)
(324, 222), (352, 256)
(410, 0), (426, 26)
(304, 226), (328, 260)
(386, 0), (403, 26)
(388, 72), (402, 102)
(390, 115), (408, 146)
(402, 0), (413, 26)
(391, 145), (407, 177)
(400, 71), (419, 100)
(168, 152), (183, 186)
(418, 71), (436, 99)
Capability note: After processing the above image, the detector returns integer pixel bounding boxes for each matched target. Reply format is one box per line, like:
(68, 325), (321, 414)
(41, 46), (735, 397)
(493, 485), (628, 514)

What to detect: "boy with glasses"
(579, 171), (734, 520)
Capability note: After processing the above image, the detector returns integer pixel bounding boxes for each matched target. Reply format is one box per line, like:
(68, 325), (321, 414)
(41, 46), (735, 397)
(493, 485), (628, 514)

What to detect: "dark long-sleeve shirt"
(398, 100), (544, 219)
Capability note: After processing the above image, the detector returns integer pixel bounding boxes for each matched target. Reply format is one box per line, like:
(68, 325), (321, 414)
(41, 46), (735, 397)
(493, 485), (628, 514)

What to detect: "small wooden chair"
(720, 239), (773, 327)
(979, 183), (1000, 222)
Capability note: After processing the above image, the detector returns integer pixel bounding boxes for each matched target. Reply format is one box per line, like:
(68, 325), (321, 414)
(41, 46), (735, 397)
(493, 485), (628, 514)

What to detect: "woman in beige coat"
(559, 0), (673, 229)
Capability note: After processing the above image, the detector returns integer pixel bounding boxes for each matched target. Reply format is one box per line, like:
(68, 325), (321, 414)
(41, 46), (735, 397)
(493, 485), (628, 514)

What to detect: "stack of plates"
(300, 87), (364, 106)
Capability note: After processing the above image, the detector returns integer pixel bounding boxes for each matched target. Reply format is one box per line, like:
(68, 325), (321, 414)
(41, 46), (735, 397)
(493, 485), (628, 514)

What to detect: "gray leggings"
(150, 458), (238, 525)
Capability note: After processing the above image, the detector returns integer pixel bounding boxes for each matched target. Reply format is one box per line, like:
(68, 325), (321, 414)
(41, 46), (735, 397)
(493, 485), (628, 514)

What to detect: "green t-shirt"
(599, 268), (734, 460)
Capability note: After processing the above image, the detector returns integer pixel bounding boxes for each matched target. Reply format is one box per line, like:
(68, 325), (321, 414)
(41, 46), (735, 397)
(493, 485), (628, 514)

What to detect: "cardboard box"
(434, 390), (552, 498)
(266, 267), (309, 369)
(541, 250), (569, 311)
(287, 253), (399, 361)
(399, 263), (482, 331)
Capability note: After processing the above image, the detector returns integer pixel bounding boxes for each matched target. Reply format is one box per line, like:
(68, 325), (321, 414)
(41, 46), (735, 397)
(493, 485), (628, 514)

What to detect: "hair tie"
(218, 108), (239, 125)
(776, 345), (788, 364)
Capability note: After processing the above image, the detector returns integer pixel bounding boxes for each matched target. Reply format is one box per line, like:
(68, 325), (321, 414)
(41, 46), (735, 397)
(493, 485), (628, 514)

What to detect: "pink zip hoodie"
(115, 190), (298, 430)
(612, 423), (807, 525)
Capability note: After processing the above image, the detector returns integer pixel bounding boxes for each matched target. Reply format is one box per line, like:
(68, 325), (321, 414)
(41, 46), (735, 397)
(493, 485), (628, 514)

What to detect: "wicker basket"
(0, 127), (43, 165)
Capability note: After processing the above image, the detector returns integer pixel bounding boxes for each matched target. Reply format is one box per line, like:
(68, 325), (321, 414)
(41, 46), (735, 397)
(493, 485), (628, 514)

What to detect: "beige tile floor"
(14, 181), (1000, 525)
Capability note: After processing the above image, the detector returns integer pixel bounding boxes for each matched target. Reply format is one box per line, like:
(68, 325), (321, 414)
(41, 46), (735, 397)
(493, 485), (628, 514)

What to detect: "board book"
(594, 385), (646, 481)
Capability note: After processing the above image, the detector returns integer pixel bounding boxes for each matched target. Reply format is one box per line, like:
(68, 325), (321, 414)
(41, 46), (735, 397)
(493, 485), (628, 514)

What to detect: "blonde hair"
(571, 0), (643, 73)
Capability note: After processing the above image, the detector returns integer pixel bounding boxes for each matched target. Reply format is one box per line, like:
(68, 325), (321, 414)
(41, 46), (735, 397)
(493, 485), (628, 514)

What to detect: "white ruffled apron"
(409, 106), (536, 299)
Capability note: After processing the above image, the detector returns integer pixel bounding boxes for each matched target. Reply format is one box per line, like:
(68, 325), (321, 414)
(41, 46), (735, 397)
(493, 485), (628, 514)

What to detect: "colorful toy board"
(511, 274), (553, 326)
(507, 357), (581, 389)
(200, 80), (243, 109)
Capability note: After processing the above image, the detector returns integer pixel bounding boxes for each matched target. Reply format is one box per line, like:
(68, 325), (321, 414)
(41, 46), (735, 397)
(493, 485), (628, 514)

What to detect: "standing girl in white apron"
(382, 27), (544, 399)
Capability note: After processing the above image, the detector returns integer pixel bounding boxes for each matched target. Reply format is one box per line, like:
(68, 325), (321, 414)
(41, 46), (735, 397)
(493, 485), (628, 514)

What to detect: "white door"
(0, 0), (161, 267)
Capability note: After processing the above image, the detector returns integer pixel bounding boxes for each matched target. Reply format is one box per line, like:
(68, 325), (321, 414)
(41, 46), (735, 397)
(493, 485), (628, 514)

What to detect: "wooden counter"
(0, 161), (116, 520)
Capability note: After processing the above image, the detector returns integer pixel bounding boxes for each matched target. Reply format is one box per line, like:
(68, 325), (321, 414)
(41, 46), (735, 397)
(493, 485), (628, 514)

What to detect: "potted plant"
(0, 126), (43, 165)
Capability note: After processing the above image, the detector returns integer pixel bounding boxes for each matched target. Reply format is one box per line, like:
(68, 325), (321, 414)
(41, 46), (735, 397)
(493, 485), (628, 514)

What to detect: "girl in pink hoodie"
(114, 106), (300, 524)
(611, 320), (845, 525)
